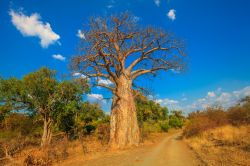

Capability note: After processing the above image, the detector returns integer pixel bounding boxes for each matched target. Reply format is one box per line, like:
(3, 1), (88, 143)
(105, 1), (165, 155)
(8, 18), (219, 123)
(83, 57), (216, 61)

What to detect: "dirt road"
(63, 131), (202, 166)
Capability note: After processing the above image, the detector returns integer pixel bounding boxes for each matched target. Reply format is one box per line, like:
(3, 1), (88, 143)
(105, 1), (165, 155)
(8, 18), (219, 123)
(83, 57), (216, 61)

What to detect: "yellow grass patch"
(185, 125), (250, 165)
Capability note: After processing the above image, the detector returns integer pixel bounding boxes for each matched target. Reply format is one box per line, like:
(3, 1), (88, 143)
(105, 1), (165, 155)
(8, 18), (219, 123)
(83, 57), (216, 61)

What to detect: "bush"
(183, 108), (229, 138)
(183, 116), (213, 137)
(169, 116), (184, 129)
(183, 99), (250, 138)
(142, 121), (162, 133)
(228, 105), (250, 126)
(159, 120), (170, 132)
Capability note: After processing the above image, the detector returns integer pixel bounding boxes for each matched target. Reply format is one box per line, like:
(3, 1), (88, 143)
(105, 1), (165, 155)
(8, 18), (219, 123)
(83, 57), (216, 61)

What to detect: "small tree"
(0, 68), (87, 147)
(75, 102), (106, 135)
(72, 13), (186, 148)
(169, 110), (185, 128)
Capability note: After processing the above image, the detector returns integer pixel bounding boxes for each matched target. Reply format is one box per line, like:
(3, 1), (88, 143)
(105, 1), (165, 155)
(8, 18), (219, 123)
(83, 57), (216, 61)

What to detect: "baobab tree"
(72, 13), (186, 148)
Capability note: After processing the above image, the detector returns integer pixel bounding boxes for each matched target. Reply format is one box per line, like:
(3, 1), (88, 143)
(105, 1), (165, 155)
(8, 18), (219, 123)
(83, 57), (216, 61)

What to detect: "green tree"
(0, 68), (88, 147)
(135, 94), (168, 124)
(169, 110), (185, 128)
(76, 102), (108, 135)
(135, 94), (169, 133)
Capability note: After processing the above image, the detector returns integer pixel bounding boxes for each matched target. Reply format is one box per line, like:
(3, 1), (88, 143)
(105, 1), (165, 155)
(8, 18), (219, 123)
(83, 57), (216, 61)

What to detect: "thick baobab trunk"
(41, 115), (52, 147)
(109, 76), (140, 149)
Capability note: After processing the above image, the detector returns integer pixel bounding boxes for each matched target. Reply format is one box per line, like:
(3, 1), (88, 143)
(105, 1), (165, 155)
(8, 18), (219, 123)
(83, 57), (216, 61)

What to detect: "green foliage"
(169, 116), (183, 128)
(75, 102), (109, 135)
(159, 120), (170, 132)
(0, 67), (89, 145)
(169, 110), (185, 129)
(142, 121), (162, 133)
(135, 94), (168, 125)
(51, 81), (87, 134)
(135, 93), (186, 134)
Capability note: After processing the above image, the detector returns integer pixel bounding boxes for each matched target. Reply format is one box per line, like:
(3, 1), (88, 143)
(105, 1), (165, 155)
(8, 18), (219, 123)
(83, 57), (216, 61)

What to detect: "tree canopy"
(0, 67), (89, 146)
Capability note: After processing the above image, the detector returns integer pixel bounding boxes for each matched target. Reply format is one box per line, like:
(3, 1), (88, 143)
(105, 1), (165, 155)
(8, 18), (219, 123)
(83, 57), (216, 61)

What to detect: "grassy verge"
(185, 125), (250, 165)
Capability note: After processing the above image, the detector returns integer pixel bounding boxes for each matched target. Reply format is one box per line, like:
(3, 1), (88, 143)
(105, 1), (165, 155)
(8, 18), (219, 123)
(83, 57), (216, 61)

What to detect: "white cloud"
(155, 98), (180, 110)
(72, 72), (87, 79)
(185, 86), (250, 112)
(9, 10), (60, 48)
(154, 86), (250, 114)
(72, 72), (81, 77)
(87, 93), (107, 104)
(87, 93), (104, 100)
(207, 91), (216, 97)
(77, 30), (85, 39)
(167, 9), (176, 21)
(98, 78), (113, 86)
(107, 0), (115, 9)
(52, 54), (65, 61)
(154, 0), (160, 7)
(233, 86), (250, 98)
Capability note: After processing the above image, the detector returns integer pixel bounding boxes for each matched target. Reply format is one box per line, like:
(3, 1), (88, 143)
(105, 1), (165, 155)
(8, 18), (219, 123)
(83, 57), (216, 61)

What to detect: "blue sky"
(0, 0), (250, 113)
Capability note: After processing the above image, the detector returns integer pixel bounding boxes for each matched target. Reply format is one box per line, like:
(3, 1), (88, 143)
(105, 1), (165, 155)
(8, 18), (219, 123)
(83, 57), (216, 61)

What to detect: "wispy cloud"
(9, 9), (60, 48)
(154, 86), (250, 114)
(154, 0), (160, 7)
(186, 86), (250, 112)
(98, 78), (113, 86)
(155, 98), (180, 110)
(52, 54), (65, 61)
(76, 30), (85, 39)
(72, 72), (87, 78)
(107, 0), (116, 9)
(87, 93), (104, 101)
(107, 5), (113, 9)
(167, 9), (176, 21)
(87, 93), (108, 104)
(132, 16), (140, 22)
(207, 91), (216, 97)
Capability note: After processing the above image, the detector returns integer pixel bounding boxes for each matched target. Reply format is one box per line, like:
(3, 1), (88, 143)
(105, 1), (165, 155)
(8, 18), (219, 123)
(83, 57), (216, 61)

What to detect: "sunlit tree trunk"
(41, 115), (52, 147)
(109, 75), (140, 148)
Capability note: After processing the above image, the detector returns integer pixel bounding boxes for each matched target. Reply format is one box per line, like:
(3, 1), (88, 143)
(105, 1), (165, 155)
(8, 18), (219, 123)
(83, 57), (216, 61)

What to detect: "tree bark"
(41, 115), (52, 147)
(109, 75), (140, 149)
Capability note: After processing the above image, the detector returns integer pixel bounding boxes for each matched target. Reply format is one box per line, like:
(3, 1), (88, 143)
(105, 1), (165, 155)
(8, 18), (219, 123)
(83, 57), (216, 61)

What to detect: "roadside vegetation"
(183, 96), (250, 165)
(0, 67), (185, 165)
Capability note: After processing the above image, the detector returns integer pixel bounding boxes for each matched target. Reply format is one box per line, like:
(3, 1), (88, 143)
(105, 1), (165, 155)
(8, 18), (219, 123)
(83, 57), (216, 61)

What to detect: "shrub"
(183, 116), (213, 137)
(227, 105), (250, 126)
(159, 120), (170, 132)
(169, 116), (184, 129)
(142, 121), (162, 133)
(183, 108), (228, 138)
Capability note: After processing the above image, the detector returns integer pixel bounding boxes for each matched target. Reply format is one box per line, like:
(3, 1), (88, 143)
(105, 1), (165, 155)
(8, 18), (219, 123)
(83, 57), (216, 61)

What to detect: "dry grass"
(3, 132), (166, 166)
(2, 135), (108, 166)
(185, 125), (250, 166)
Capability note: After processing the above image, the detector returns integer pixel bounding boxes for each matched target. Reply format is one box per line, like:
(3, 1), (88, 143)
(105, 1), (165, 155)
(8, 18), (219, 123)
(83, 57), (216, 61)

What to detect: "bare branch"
(95, 83), (115, 92)
(71, 12), (186, 95)
(131, 67), (169, 80)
